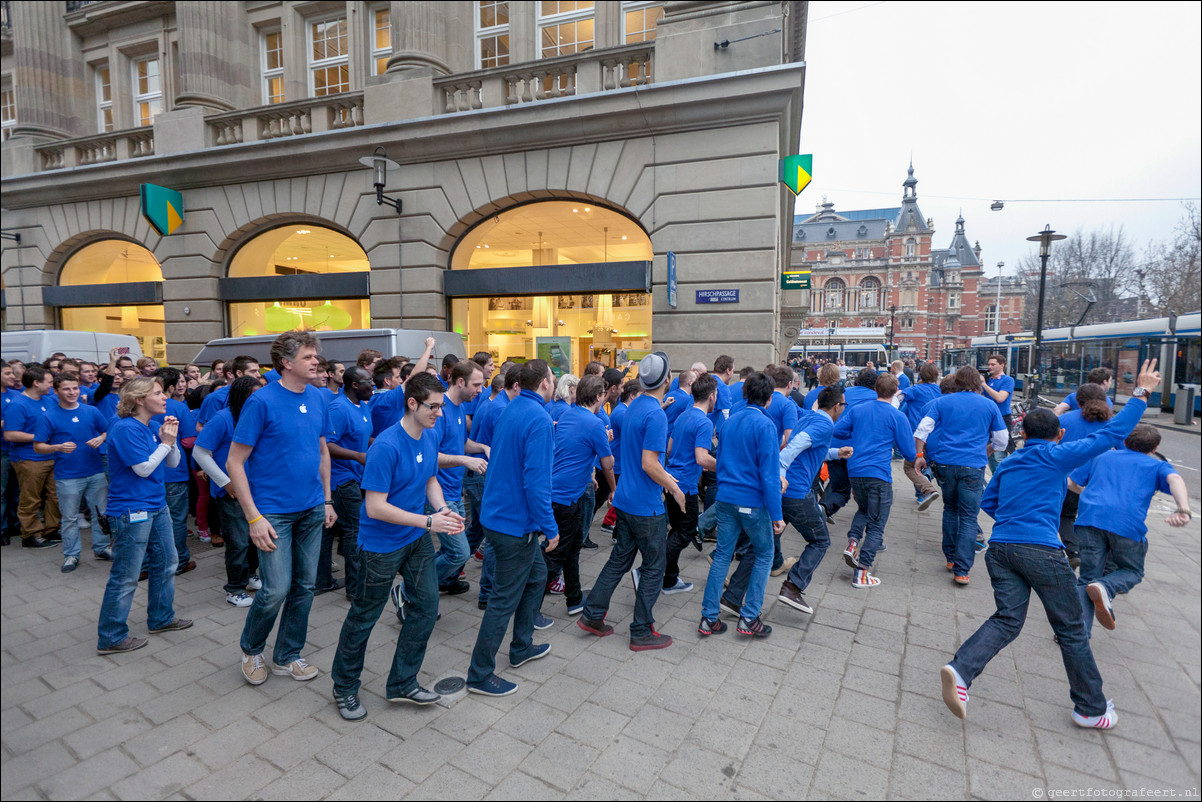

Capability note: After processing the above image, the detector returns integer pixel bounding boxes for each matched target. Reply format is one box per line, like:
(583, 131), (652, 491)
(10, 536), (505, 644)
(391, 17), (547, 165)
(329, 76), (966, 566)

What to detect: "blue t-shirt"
(609, 401), (629, 476)
(662, 388), (692, 432)
(548, 399), (571, 424)
(551, 405), (612, 504)
(105, 417), (170, 516)
(1065, 390), (1114, 412)
(370, 386), (405, 438)
(34, 403), (108, 478)
(709, 380), (732, 432)
(802, 385), (824, 412)
(666, 406), (714, 495)
(781, 409), (836, 500)
(900, 383), (941, 430)
(896, 372), (912, 391)
(152, 399), (197, 483)
(832, 399), (916, 481)
(195, 408), (236, 498)
(0, 388), (18, 455)
(357, 424), (439, 552)
(613, 394), (669, 517)
(715, 405), (783, 520)
(471, 392), (509, 448)
(987, 374), (1016, 417)
(765, 390), (798, 445)
(197, 384), (230, 427)
(1072, 450), (1177, 541)
(922, 392), (1006, 469)
(433, 395), (469, 502)
(233, 381), (331, 515)
(328, 393), (373, 488)
(727, 380), (747, 417)
(4, 393), (53, 462)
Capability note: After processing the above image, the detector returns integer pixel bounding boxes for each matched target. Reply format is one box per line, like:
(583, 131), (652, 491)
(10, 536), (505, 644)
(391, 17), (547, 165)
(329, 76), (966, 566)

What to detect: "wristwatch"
(1133, 387), (1149, 398)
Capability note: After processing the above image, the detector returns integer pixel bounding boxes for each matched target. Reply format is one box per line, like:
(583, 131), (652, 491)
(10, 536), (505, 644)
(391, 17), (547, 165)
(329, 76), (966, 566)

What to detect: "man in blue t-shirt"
(940, 359), (1160, 731)
(580, 352), (685, 652)
(196, 356), (258, 429)
(662, 369), (695, 433)
(819, 367), (879, 522)
(899, 362), (942, 505)
(154, 368), (199, 575)
(1068, 424), (1191, 636)
(227, 332), (336, 687)
(1053, 367), (1115, 416)
(1, 363), (20, 544)
(983, 354), (1017, 474)
(33, 373), (111, 570)
(765, 366), (798, 450)
(660, 373), (717, 595)
(327, 373), (462, 720)
(3, 365), (61, 547)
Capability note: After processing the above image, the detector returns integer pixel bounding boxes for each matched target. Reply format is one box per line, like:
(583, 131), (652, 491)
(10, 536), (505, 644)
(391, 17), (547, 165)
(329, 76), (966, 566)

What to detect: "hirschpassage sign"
(695, 289), (739, 304)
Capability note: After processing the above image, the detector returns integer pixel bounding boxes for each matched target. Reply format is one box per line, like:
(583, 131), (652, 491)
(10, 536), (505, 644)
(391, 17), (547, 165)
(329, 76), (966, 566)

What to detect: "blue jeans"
(318, 480), (361, 594)
(1075, 525), (1148, 637)
(431, 498), (469, 585)
(57, 473), (110, 558)
(97, 507), (177, 648)
(933, 464), (986, 576)
(580, 484), (596, 543)
(987, 448), (1009, 475)
(707, 502), (773, 620)
(478, 540), (495, 604)
(467, 529), (547, 685)
(165, 481), (191, 570)
(698, 500), (718, 535)
(463, 470), (486, 554)
(583, 509), (667, 637)
(331, 534), (439, 697)
(847, 477), (892, 569)
(238, 504), (323, 665)
(218, 495), (258, 593)
(783, 492), (830, 592)
(950, 542), (1107, 717)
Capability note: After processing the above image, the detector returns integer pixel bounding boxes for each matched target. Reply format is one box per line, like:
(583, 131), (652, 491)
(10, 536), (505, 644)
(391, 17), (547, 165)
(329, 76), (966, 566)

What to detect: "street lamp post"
(994, 261), (1004, 334)
(888, 303), (897, 360)
(1025, 225), (1066, 401)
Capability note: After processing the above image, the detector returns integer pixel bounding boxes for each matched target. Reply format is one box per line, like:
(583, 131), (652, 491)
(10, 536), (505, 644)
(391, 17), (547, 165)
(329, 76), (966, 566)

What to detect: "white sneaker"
(226, 591), (254, 607)
(1086, 582), (1115, 630)
(79, 518), (91, 529)
(661, 578), (693, 595)
(852, 568), (881, 589)
(940, 664), (969, 719)
(246, 574), (262, 591)
(1072, 699), (1118, 729)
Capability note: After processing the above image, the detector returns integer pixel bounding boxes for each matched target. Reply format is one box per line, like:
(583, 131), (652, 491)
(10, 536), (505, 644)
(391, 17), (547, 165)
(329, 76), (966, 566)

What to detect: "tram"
(941, 312), (1201, 412)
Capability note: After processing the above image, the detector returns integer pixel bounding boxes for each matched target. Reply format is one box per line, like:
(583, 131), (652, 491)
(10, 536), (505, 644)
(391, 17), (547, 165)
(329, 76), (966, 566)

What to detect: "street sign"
(778, 154), (813, 196)
(781, 271), (811, 290)
(140, 183), (184, 236)
(696, 289), (739, 304)
(667, 251), (677, 308)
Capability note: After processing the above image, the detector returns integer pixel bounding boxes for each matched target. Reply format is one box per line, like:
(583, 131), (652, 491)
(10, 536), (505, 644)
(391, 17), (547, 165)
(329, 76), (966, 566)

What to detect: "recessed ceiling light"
(572, 208), (579, 213)
(296, 229), (310, 234)
(621, 235), (627, 240)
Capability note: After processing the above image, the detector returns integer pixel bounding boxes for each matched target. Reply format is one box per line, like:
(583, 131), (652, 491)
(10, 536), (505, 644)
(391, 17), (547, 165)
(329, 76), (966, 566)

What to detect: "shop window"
(450, 201), (651, 376)
(227, 225), (370, 336)
(59, 240), (167, 361)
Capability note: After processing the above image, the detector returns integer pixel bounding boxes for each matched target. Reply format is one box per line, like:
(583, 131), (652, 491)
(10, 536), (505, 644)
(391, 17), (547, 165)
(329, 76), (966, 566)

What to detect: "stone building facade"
(2, 1), (807, 371)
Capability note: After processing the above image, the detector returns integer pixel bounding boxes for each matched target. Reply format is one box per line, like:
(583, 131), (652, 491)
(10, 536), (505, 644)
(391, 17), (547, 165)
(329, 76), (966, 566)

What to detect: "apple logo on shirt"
(299, 404), (308, 414)
(416, 453), (423, 463)
(72, 416), (80, 423)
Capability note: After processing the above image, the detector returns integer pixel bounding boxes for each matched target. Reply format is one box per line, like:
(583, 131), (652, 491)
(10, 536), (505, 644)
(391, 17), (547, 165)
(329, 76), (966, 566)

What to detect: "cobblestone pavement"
(2, 462), (1199, 800)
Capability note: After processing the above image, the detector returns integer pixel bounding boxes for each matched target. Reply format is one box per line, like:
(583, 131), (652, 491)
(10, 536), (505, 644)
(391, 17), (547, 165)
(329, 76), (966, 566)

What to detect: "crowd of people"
(1, 334), (1192, 732)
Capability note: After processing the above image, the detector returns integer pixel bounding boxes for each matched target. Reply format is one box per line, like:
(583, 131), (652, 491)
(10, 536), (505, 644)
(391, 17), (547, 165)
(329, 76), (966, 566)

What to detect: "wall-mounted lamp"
(359, 147), (402, 214)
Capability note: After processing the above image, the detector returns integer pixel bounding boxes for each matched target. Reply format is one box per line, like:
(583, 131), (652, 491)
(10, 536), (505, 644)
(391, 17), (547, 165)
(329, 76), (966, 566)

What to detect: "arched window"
(224, 225), (369, 336)
(824, 278), (846, 311)
(858, 276), (881, 311)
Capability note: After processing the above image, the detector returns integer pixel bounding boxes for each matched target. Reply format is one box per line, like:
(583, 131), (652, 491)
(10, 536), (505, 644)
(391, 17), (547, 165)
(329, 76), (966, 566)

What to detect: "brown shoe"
(149, 618), (194, 634)
(777, 580), (813, 614)
(175, 560), (197, 576)
(210, 534), (224, 547)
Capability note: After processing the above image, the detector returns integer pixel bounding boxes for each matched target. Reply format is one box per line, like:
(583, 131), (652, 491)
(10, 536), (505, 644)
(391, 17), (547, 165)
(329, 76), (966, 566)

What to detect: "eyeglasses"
(418, 401), (444, 412)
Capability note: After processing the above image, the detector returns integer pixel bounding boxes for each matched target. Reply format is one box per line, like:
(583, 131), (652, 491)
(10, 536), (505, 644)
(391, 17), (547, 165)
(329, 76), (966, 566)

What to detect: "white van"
(191, 328), (466, 368)
(0, 330), (143, 365)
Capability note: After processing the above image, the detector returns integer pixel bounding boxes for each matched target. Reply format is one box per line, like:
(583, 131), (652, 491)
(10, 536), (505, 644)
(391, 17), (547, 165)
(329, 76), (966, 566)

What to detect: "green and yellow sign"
(779, 154), (813, 196)
(781, 271), (811, 290)
(140, 183), (184, 236)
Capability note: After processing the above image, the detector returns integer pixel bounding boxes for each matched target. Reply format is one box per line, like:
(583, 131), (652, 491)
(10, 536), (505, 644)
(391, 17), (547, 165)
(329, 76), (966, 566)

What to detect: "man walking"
(432, 360), (487, 594)
(983, 354), (1016, 474)
(660, 373), (717, 592)
(3, 365), (60, 547)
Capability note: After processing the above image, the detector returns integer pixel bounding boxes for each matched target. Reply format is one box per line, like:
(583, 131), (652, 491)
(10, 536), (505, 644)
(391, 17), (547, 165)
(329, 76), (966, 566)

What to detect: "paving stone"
(325, 764), (415, 799)
(121, 714), (210, 768)
(37, 746), (140, 800)
(887, 751), (967, 800)
(492, 698), (567, 746)
(0, 739), (74, 797)
(314, 720), (403, 778)
(965, 756), (1044, 801)
(254, 716), (341, 770)
(809, 749), (889, 798)
(685, 710), (761, 762)
(482, 770), (565, 800)
(63, 712), (153, 761)
(733, 743), (814, 798)
(5, 704), (94, 756)
(518, 731), (599, 792)
(256, 754), (353, 800)
(407, 762), (492, 799)
(379, 728), (464, 783)
(185, 752), (282, 799)
(555, 701), (631, 747)
(109, 752), (209, 800)
(589, 734), (670, 793)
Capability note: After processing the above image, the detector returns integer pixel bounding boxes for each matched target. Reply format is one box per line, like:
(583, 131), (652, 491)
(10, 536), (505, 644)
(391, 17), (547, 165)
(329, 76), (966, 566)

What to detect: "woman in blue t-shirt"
(96, 376), (193, 655)
(1055, 383), (1114, 568)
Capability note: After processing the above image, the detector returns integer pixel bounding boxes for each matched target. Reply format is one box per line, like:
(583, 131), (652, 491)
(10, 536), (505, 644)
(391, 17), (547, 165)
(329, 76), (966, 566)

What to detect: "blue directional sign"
(667, 251), (678, 309)
(696, 289), (739, 304)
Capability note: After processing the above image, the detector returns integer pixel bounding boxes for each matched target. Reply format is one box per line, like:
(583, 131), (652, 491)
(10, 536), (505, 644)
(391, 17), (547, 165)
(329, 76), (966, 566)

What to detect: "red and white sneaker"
(1072, 699), (1117, 729)
(842, 538), (860, 569)
(851, 568), (880, 588)
(940, 664), (969, 719)
(547, 576), (565, 595)
(473, 549), (484, 561)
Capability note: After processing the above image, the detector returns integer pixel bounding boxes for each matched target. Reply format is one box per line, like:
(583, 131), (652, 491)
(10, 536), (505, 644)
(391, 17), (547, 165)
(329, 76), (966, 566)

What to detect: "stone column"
(385, 1), (451, 74)
(10, 2), (84, 139)
(174, 0), (251, 112)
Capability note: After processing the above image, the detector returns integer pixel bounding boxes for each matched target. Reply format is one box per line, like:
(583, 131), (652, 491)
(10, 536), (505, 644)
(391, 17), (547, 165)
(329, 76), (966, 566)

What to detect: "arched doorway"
(224, 224), (370, 336)
(55, 239), (167, 361)
(448, 201), (653, 376)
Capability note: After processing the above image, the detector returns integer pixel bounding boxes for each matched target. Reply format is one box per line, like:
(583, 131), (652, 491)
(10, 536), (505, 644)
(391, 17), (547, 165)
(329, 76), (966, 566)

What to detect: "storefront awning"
(43, 281), (163, 308)
(443, 261), (651, 298)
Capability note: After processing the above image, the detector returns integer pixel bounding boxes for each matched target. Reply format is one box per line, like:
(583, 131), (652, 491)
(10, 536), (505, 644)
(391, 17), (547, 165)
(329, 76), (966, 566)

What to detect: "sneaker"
(737, 616), (772, 638)
(534, 611), (555, 631)
(241, 653), (268, 685)
(246, 574), (262, 591)
(473, 549), (484, 561)
(946, 561), (955, 572)
(691, 531), (705, 552)
(842, 539), (859, 568)
(661, 578), (693, 595)
(61, 556), (80, 573)
(852, 569), (881, 589)
(600, 523), (615, 534)
(719, 598), (741, 619)
(79, 518), (91, 530)
(334, 690), (367, 720)
(95, 548), (114, 561)
(226, 591), (254, 607)
(439, 579), (470, 596)
(272, 658), (319, 681)
(566, 601), (584, 616)
(1086, 582), (1115, 630)
(974, 539), (988, 555)
(314, 578), (346, 596)
(511, 643), (551, 668)
(149, 618), (194, 634)
(777, 580), (813, 614)
(546, 576), (566, 595)
(771, 556), (798, 577)
(577, 617), (614, 637)
(387, 685), (441, 705)
(175, 560), (197, 575)
(629, 630), (673, 651)
(391, 581), (407, 622)
(917, 491), (940, 511)
(629, 567), (640, 591)
(1071, 699), (1118, 729)
(581, 538), (599, 551)
(467, 674), (517, 697)
(98, 636), (148, 655)
(953, 574), (970, 586)
(198, 530), (212, 543)
(697, 616), (727, 636)
(940, 664), (968, 719)
(21, 537), (57, 549)
(825, 515), (837, 526)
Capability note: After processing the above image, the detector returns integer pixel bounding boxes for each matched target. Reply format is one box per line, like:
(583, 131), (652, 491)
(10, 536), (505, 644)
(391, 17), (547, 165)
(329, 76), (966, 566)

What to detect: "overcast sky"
(797, 1), (1202, 280)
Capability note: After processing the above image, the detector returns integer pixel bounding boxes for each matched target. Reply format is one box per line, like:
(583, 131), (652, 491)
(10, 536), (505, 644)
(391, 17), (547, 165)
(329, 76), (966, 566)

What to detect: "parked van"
(0, 330), (143, 365)
(191, 328), (466, 369)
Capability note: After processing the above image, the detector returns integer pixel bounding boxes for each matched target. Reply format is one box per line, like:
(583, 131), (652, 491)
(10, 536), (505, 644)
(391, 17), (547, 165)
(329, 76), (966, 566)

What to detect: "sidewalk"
(2, 463), (1199, 800)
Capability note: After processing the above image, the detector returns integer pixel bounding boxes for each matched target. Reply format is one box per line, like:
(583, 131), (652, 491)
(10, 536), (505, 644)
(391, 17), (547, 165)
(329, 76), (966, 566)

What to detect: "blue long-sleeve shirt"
(900, 382), (940, 430)
(981, 397), (1147, 548)
(480, 390), (557, 538)
(832, 399), (916, 482)
(715, 405), (783, 521)
(779, 409), (838, 500)
(829, 385), (878, 447)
